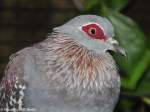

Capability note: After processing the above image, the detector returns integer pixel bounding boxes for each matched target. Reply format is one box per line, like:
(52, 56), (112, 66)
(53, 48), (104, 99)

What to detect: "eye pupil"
(90, 28), (96, 35)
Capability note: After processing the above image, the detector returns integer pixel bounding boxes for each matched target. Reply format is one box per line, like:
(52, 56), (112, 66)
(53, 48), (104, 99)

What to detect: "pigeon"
(0, 15), (126, 112)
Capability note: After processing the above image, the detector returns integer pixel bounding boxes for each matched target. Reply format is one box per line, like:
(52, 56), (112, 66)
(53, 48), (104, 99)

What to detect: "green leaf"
(133, 66), (150, 96)
(80, 0), (99, 10)
(121, 50), (150, 89)
(122, 66), (150, 96)
(135, 81), (150, 96)
(81, 0), (129, 11)
(102, 0), (129, 11)
(143, 97), (150, 106)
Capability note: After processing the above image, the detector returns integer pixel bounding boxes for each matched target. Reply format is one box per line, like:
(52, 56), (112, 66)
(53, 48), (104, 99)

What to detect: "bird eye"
(89, 28), (96, 35)
(82, 23), (107, 40)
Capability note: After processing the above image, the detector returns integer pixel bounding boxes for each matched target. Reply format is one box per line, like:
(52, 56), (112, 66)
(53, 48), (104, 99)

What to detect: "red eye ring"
(82, 23), (107, 40)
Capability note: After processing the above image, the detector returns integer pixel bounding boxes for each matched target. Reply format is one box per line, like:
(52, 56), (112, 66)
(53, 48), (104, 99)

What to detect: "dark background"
(0, 0), (150, 80)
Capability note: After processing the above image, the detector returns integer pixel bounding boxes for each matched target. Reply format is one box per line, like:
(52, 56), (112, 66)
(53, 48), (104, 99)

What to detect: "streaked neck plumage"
(36, 34), (120, 95)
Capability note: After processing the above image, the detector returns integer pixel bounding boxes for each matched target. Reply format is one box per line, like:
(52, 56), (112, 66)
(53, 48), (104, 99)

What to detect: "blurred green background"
(0, 0), (150, 112)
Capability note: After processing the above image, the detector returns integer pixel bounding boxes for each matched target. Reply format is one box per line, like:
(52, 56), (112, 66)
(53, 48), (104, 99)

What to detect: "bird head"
(53, 15), (126, 57)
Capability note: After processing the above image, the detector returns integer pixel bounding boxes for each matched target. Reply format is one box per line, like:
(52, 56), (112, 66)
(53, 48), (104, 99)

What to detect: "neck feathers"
(39, 35), (120, 93)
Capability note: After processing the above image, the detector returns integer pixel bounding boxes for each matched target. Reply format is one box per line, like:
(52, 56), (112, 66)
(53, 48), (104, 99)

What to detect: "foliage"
(80, 0), (150, 111)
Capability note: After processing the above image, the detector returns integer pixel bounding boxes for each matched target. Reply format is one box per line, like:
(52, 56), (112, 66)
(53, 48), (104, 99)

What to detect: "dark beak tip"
(120, 50), (128, 59)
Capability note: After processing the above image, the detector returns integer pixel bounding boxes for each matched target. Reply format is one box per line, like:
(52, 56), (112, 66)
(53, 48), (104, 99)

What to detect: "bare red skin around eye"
(82, 23), (107, 41)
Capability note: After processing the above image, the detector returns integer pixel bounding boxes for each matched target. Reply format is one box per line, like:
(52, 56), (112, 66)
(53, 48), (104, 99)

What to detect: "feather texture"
(0, 48), (30, 111)
(0, 34), (120, 112)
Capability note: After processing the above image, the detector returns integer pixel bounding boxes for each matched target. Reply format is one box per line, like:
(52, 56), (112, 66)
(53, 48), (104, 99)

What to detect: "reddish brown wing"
(0, 48), (30, 111)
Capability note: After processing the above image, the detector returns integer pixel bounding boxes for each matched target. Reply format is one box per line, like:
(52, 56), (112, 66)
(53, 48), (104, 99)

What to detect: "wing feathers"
(0, 47), (31, 111)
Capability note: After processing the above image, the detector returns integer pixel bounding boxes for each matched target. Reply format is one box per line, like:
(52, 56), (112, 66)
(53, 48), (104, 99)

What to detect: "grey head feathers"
(53, 15), (114, 37)
(52, 15), (126, 57)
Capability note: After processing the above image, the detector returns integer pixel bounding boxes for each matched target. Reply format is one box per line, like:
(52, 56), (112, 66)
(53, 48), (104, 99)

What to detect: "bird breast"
(35, 36), (120, 95)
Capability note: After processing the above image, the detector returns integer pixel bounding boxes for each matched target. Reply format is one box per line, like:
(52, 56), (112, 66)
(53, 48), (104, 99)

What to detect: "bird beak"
(106, 38), (127, 58)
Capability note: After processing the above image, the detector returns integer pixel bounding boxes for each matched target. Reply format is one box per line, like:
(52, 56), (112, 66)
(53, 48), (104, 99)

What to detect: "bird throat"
(53, 36), (101, 79)
(42, 36), (119, 93)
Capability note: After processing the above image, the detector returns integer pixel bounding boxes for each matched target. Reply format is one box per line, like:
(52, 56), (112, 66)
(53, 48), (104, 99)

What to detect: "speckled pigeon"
(0, 15), (126, 112)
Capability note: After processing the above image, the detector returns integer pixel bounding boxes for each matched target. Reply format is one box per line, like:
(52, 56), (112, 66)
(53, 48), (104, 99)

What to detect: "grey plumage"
(0, 15), (125, 112)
